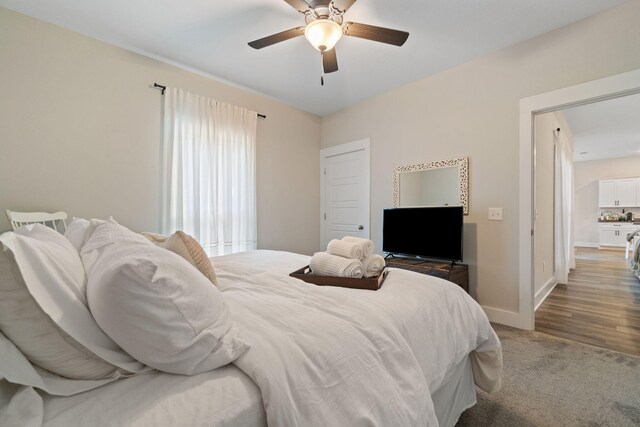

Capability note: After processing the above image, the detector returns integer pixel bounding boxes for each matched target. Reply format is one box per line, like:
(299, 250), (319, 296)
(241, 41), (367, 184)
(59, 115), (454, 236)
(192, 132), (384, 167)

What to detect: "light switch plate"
(489, 207), (503, 221)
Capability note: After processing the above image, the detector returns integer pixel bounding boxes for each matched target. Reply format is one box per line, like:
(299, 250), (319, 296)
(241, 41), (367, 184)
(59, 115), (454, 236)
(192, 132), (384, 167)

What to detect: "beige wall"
(574, 155), (640, 246)
(3, 2), (640, 318)
(321, 1), (640, 313)
(0, 8), (321, 255)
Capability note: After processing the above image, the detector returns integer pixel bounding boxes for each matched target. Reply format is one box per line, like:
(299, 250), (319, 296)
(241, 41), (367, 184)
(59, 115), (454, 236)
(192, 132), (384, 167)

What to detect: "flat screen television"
(382, 206), (463, 262)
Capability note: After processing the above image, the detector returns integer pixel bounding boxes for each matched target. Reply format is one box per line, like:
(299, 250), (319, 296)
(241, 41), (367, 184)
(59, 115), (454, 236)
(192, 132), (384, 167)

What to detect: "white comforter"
(2, 250), (501, 427)
(214, 250), (502, 427)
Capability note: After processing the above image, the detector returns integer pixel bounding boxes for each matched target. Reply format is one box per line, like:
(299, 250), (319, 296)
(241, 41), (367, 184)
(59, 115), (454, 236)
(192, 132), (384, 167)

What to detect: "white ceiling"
(564, 93), (640, 162)
(0, 0), (628, 116)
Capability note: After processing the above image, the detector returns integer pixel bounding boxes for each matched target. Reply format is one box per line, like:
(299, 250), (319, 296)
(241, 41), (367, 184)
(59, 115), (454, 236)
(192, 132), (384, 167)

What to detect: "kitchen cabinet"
(616, 179), (637, 207)
(599, 178), (637, 207)
(599, 223), (640, 247)
(599, 180), (616, 207)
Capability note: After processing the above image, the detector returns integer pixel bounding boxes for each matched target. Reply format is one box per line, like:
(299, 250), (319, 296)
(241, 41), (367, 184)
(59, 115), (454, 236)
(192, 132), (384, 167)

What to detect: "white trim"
(519, 68), (640, 330)
(534, 278), (558, 311)
(320, 139), (370, 158)
(320, 139), (371, 251)
(481, 306), (528, 329)
(574, 241), (598, 248)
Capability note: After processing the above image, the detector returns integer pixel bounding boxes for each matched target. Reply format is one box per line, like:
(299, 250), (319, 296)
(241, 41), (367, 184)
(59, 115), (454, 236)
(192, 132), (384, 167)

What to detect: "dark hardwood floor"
(535, 247), (640, 356)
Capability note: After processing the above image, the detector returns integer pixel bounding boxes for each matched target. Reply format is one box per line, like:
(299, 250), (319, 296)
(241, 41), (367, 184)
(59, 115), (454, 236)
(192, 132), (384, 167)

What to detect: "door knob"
(358, 225), (364, 230)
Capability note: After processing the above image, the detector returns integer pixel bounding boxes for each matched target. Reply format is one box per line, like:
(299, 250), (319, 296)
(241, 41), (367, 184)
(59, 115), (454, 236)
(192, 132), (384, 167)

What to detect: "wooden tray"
(290, 266), (387, 291)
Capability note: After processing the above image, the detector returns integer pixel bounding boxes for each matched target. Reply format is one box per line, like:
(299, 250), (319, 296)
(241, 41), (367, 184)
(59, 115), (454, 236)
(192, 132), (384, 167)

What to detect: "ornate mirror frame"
(393, 157), (469, 214)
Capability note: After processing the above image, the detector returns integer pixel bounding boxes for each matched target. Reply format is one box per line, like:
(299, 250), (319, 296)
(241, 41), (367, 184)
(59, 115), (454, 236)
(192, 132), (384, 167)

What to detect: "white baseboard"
(574, 242), (598, 248)
(481, 306), (531, 329)
(597, 246), (626, 252)
(534, 278), (558, 311)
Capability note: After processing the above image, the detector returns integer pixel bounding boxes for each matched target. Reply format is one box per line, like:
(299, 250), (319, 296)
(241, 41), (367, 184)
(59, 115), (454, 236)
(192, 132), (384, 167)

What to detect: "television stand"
(385, 257), (469, 293)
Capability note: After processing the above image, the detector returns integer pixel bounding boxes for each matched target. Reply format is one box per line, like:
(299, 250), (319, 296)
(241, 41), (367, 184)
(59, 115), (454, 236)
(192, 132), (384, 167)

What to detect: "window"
(161, 88), (257, 256)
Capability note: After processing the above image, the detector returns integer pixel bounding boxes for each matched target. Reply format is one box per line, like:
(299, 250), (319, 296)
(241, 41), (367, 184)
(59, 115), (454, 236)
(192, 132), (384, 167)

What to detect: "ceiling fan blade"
(248, 27), (305, 49)
(322, 48), (338, 73)
(332, 0), (357, 12)
(283, 0), (311, 13)
(343, 22), (409, 46)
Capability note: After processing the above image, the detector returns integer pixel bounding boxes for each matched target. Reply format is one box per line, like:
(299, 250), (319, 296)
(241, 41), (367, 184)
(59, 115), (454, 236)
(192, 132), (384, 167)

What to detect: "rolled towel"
(310, 252), (364, 278)
(327, 239), (364, 260)
(341, 236), (374, 259)
(362, 254), (385, 278)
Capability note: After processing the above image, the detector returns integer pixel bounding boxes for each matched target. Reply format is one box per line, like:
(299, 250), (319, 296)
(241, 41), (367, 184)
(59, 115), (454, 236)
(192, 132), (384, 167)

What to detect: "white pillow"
(0, 331), (118, 396)
(63, 217), (90, 252)
(0, 225), (149, 379)
(82, 222), (248, 375)
(64, 217), (114, 252)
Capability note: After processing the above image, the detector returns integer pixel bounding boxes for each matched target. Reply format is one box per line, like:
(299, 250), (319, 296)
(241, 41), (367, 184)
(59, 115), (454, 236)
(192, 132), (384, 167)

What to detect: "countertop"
(598, 220), (640, 224)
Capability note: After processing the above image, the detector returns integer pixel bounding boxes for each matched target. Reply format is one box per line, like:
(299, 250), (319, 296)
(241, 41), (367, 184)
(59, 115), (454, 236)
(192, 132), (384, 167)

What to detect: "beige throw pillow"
(143, 231), (217, 285)
(86, 223), (246, 375)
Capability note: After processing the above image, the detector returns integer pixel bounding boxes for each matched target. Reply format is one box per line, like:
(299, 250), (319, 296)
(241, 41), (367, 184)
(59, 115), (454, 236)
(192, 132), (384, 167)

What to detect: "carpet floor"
(456, 324), (640, 426)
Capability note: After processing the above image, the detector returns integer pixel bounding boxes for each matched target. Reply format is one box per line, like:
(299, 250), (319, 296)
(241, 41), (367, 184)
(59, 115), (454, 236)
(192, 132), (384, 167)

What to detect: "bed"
(631, 233), (640, 279)
(0, 223), (501, 427)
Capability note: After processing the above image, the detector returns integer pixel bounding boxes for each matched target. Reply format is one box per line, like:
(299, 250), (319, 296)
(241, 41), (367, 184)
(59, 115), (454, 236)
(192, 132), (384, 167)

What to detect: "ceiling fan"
(248, 0), (409, 77)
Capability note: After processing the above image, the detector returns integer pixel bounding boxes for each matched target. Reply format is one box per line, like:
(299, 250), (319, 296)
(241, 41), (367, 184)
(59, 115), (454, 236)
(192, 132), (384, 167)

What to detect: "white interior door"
(320, 139), (370, 250)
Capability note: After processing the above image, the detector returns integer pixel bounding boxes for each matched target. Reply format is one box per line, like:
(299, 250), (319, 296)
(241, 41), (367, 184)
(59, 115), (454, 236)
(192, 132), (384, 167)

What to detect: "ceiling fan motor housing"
(304, 5), (344, 24)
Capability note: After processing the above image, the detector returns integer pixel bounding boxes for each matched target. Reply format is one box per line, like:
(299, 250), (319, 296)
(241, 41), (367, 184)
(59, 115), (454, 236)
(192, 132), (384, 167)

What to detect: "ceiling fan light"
(304, 19), (343, 52)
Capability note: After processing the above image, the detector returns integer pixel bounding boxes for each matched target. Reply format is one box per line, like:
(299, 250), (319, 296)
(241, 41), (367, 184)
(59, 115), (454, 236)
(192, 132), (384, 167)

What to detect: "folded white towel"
(327, 239), (364, 260)
(362, 254), (385, 278)
(310, 252), (364, 278)
(341, 236), (374, 259)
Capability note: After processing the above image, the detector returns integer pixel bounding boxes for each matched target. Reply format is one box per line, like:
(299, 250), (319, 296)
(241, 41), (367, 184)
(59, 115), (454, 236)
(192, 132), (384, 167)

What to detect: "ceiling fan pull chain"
(320, 52), (325, 86)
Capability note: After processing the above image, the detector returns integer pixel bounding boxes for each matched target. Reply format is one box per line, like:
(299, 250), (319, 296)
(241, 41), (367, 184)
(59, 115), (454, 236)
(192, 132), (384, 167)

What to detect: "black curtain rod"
(153, 83), (266, 119)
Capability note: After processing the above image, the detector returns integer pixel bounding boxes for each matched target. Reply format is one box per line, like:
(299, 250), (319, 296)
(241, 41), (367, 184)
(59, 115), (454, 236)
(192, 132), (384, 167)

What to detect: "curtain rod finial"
(153, 83), (166, 95)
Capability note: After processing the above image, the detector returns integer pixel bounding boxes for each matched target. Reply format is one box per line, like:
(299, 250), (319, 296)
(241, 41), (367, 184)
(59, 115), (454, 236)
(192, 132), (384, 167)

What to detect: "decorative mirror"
(393, 157), (469, 214)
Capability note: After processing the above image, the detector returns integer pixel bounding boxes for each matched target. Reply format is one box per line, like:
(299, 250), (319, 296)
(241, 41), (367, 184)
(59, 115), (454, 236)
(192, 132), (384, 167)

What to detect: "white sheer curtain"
(554, 130), (575, 283)
(161, 88), (257, 256)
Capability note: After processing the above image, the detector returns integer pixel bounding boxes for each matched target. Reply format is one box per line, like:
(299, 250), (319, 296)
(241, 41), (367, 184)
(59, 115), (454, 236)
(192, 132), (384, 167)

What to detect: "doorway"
(519, 68), (640, 331)
(532, 94), (640, 356)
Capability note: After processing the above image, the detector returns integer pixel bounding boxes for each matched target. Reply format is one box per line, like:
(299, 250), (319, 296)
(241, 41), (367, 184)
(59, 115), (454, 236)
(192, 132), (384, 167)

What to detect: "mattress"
(42, 365), (265, 427)
(41, 355), (475, 427)
(43, 365), (266, 427)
